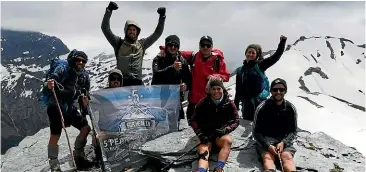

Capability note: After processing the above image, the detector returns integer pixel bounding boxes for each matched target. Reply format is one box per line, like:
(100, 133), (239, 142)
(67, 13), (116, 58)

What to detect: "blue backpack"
(237, 64), (270, 102)
(40, 59), (69, 106)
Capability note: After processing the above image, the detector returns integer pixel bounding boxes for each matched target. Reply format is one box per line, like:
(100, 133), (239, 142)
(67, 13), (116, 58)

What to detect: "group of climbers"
(41, 1), (299, 172)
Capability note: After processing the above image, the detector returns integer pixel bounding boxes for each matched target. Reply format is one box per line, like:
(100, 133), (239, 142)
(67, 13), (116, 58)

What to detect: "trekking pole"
(277, 148), (284, 172)
(161, 142), (201, 172)
(51, 88), (78, 172)
(80, 90), (106, 171)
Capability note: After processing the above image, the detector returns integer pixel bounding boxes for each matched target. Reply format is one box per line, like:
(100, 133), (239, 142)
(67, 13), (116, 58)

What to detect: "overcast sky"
(1, 1), (365, 70)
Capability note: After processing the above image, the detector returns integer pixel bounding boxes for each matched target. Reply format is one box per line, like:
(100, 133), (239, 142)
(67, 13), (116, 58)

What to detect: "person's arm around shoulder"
(101, 1), (121, 49)
(210, 49), (230, 82)
(141, 7), (166, 50)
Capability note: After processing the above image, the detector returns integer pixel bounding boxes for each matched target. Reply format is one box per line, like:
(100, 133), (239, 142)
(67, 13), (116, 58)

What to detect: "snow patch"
(20, 90), (33, 98)
(13, 57), (21, 62)
(23, 51), (30, 55)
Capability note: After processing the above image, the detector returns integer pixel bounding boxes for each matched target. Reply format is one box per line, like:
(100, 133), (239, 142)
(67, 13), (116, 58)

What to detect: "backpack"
(40, 59), (69, 106)
(237, 64), (270, 101)
(188, 52), (220, 73)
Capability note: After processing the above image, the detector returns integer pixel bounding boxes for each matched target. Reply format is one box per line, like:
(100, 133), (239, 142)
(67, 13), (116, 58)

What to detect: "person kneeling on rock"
(253, 78), (298, 172)
(189, 78), (240, 172)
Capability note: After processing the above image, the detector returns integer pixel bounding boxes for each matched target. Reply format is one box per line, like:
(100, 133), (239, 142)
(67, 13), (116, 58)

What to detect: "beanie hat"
(165, 35), (180, 48)
(270, 78), (287, 90)
(245, 44), (263, 60)
(206, 77), (225, 93)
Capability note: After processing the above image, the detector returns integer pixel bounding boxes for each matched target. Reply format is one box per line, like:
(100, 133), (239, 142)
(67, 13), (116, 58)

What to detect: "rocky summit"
(1, 117), (365, 172)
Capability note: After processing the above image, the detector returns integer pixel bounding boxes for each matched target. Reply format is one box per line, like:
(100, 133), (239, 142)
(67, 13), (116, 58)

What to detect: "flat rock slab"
(142, 119), (365, 172)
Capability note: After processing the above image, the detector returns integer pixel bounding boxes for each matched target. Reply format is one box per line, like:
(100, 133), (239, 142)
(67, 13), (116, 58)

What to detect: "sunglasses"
(271, 88), (286, 92)
(110, 76), (122, 81)
(200, 43), (212, 48)
(167, 43), (179, 48)
(75, 58), (87, 63)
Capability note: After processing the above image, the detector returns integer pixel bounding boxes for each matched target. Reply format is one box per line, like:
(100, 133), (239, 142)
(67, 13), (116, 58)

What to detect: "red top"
(159, 46), (230, 103)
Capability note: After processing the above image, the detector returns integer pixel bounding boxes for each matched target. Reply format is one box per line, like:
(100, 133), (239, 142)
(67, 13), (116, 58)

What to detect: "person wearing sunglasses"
(101, 1), (166, 86)
(158, 35), (230, 124)
(152, 35), (191, 121)
(253, 78), (298, 172)
(107, 68), (123, 88)
(45, 50), (95, 171)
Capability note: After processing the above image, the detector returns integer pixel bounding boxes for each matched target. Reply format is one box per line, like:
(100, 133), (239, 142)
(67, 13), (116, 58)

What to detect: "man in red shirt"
(159, 36), (230, 124)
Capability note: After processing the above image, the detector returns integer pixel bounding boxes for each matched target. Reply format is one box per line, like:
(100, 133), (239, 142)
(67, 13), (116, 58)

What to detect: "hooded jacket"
(101, 9), (166, 80)
(107, 68), (123, 88)
(190, 89), (240, 136)
(45, 52), (90, 106)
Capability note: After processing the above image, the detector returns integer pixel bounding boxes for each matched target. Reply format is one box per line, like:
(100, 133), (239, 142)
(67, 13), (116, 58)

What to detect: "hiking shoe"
(49, 158), (62, 172)
(213, 166), (224, 172)
(50, 167), (62, 172)
(74, 156), (95, 170)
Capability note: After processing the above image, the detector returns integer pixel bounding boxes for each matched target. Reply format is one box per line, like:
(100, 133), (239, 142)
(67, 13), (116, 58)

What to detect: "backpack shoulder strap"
(254, 64), (266, 79)
(214, 57), (220, 73)
(188, 51), (197, 66)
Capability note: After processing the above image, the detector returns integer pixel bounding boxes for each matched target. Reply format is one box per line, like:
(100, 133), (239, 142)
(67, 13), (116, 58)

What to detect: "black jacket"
(45, 66), (90, 111)
(253, 98), (298, 148)
(190, 92), (240, 136)
(151, 52), (191, 88)
(234, 39), (286, 109)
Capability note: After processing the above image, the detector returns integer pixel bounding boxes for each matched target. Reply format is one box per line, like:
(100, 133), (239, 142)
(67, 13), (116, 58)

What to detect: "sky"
(1, 1), (365, 71)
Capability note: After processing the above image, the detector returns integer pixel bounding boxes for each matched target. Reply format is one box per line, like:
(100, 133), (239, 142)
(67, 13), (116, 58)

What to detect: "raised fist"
(280, 35), (287, 40)
(107, 1), (119, 11)
(157, 7), (166, 16)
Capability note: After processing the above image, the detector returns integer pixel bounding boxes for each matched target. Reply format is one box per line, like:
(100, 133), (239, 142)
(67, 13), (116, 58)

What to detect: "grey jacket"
(101, 9), (166, 80)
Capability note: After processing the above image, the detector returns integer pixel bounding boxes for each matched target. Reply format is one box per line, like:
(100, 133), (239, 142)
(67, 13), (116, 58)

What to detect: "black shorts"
(47, 104), (89, 135)
(255, 143), (297, 160)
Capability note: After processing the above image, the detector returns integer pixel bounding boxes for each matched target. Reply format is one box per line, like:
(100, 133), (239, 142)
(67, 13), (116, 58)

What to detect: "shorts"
(255, 143), (297, 160)
(47, 104), (89, 135)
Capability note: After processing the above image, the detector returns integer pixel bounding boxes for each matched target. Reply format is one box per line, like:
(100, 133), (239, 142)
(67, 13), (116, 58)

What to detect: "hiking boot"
(48, 145), (62, 172)
(213, 166), (224, 172)
(49, 159), (62, 172)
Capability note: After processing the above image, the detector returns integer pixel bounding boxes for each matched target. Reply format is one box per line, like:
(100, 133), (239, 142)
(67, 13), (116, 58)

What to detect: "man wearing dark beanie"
(253, 78), (297, 172)
(152, 35), (191, 124)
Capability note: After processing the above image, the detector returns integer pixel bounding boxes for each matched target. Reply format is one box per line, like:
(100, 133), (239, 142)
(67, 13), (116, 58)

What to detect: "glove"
(157, 7), (166, 16)
(197, 133), (209, 144)
(107, 1), (119, 11)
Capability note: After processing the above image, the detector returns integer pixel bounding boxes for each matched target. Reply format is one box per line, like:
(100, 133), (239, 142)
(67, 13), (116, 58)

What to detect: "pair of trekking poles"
(51, 84), (104, 172)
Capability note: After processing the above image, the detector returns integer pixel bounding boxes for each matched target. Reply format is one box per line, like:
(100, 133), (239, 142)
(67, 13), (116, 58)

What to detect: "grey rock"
(141, 119), (365, 172)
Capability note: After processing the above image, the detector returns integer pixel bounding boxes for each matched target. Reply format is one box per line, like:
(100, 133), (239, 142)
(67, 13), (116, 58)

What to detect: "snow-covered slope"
(228, 36), (366, 156)
(1, 34), (365, 171)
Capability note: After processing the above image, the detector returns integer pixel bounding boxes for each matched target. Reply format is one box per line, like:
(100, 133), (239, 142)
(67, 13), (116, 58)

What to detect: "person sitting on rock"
(101, 1), (166, 86)
(107, 68), (123, 88)
(44, 50), (94, 171)
(253, 78), (298, 172)
(190, 78), (240, 172)
(234, 35), (287, 130)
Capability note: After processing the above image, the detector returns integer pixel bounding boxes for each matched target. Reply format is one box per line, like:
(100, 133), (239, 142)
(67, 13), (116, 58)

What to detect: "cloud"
(1, 1), (365, 71)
